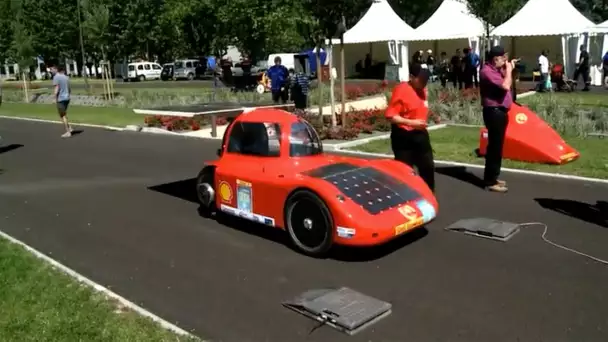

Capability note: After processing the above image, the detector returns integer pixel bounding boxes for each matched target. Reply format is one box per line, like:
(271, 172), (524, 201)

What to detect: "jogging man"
(51, 65), (73, 137)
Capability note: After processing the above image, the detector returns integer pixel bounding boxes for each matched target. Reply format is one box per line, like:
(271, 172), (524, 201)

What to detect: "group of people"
(413, 48), (481, 90)
(388, 45), (515, 194)
(265, 56), (310, 111)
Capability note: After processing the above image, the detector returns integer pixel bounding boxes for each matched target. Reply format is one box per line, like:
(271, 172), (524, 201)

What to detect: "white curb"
(0, 229), (198, 339)
(517, 90), (537, 98)
(337, 149), (608, 184)
(0, 115), (124, 131)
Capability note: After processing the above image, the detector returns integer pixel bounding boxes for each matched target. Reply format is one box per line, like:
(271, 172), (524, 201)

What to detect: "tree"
(83, 0), (114, 98)
(467, 0), (526, 54)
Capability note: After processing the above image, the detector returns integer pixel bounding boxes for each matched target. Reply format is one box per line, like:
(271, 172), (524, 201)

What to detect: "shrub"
(144, 114), (228, 132)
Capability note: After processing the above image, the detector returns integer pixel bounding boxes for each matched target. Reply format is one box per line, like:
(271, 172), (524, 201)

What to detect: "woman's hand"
(407, 119), (428, 129)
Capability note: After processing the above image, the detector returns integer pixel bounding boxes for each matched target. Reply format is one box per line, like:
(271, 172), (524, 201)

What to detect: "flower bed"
(144, 115), (228, 132)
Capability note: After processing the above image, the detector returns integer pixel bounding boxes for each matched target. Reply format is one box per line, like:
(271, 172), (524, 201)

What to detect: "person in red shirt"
(385, 64), (437, 192)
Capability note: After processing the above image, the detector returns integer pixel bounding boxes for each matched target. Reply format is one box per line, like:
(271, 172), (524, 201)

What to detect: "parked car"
(173, 59), (207, 80)
(126, 61), (163, 81)
(161, 63), (174, 81)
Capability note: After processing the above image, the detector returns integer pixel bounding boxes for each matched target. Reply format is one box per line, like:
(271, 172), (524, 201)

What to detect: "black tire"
(284, 190), (334, 257)
(187, 73), (194, 81)
(196, 167), (215, 217)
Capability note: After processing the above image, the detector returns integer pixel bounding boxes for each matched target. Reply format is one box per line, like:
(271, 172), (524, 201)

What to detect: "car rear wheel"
(138, 75), (145, 82)
(187, 73), (194, 81)
(196, 167), (216, 217)
(285, 190), (333, 257)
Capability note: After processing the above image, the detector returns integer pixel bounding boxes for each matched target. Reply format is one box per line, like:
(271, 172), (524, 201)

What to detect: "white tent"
(343, 0), (414, 44)
(329, 0), (414, 81)
(491, 0), (594, 36)
(491, 0), (595, 77)
(411, 0), (485, 41)
(588, 19), (608, 34)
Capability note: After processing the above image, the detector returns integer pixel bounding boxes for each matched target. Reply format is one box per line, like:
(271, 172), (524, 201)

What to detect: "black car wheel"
(196, 167), (216, 217)
(187, 73), (194, 81)
(285, 190), (333, 257)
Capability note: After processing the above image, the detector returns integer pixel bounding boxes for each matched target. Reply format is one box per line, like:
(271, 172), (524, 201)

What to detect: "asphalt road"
(1, 118), (607, 342)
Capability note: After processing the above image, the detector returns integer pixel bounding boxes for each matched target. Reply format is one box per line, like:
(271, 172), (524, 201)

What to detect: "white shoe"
(61, 132), (72, 138)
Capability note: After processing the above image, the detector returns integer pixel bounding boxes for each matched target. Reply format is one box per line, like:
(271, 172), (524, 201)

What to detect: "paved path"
(1, 118), (607, 342)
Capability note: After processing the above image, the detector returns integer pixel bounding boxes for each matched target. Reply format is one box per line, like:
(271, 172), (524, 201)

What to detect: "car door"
(215, 121), (281, 226)
(152, 63), (162, 79)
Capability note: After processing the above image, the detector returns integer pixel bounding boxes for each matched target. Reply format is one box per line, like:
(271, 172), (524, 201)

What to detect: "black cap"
(409, 63), (430, 80)
(488, 46), (506, 59)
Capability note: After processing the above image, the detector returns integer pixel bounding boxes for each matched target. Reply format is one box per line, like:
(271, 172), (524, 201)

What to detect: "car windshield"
(289, 120), (323, 157)
(174, 61), (184, 69)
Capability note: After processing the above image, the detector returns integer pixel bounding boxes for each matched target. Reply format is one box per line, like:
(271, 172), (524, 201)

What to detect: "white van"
(126, 62), (163, 81)
(267, 53), (296, 71)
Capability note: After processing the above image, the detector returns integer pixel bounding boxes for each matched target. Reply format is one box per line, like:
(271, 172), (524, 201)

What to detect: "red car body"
(198, 108), (438, 256)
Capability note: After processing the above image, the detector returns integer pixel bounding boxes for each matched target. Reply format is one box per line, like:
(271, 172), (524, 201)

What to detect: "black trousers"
(573, 67), (590, 89)
(472, 70), (479, 87)
(271, 89), (288, 104)
(482, 106), (509, 185)
(450, 72), (463, 89)
(391, 127), (435, 192)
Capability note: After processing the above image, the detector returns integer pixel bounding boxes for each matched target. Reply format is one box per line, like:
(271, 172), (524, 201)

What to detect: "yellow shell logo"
(515, 113), (527, 124)
(218, 182), (232, 202)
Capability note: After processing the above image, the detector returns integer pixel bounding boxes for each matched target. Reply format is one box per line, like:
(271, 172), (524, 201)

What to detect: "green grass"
(0, 238), (200, 342)
(520, 91), (608, 108)
(0, 103), (142, 127)
(353, 126), (608, 179)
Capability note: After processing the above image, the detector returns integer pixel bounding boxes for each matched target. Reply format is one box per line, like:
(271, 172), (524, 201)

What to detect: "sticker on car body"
(218, 181), (233, 202)
(219, 204), (275, 227)
(236, 179), (252, 213)
(337, 226), (356, 239)
(415, 199), (436, 223)
(394, 217), (424, 236)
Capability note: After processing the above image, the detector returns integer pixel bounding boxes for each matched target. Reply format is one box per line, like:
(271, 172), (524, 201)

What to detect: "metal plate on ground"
(283, 287), (392, 335)
(445, 218), (521, 242)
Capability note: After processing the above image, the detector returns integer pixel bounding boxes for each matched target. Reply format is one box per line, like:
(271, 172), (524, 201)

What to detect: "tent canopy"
(343, 0), (414, 44)
(491, 0), (595, 36)
(411, 0), (486, 41)
(588, 19), (608, 33)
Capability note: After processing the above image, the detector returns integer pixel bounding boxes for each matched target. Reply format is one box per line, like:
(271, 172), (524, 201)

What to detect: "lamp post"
(337, 16), (347, 127)
(76, 0), (89, 90)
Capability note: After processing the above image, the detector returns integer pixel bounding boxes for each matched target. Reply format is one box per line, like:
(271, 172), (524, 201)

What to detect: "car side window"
(227, 122), (281, 157)
(153, 64), (162, 70)
(144, 64), (151, 70)
(137, 65), (143, 70)
(186, 62), (193, 68)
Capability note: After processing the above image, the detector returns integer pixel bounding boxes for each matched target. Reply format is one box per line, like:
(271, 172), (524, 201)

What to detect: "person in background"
(537, 50), (549, 92)
(602, 51), (608, 88)
(426, 49), (435, 75)
(450, 49), (463, 89)
(364, 53), (372, 75)
(438, 51), (449, 88)
(385, 63), (439, 192)
(50, 64), (74, 138)
(469, 48), (480, 87)
(479, 46), (515, 193)
(412, 51), (422, 64)
(289, 66), (310, 112)
(462, 48), (474, 88)
(266, 56), (289, 104)
(573, 45), (590, 91)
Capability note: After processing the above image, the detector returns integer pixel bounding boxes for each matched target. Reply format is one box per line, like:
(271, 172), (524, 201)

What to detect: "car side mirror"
(217, 148), (222, 157)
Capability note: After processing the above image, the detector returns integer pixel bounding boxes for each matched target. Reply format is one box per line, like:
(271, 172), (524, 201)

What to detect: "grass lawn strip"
(0, 236), (201, 341)
(0, 103), (142, 127)
(352, 126), (608, 179)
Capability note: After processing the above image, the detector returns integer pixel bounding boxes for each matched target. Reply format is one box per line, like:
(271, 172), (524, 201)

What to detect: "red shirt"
(385, 82), (428, 131)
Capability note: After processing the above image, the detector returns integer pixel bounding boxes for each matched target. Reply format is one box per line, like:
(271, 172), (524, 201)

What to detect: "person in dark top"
(603, 51), (608, 87)
(469, 49), (480, 87)
(573, 45), (590, 91)
(426, 49), (436, 77)
(289, 67), (310, 112)
(220, 57), (234, 87)
(266, 56), (289, 103)
(412, 51), (422, 64)
(438, 51), (449, 88)
(450, 49), (463, 89)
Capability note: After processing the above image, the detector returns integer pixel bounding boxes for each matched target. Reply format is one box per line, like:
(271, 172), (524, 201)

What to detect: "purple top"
(479, 63), (512, 108)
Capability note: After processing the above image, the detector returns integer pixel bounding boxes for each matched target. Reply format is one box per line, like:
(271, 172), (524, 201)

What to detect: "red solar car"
(196, 108), (438, 257)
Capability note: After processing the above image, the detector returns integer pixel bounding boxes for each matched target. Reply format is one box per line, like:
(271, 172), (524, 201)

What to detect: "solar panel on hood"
(305, 163), (422, 215)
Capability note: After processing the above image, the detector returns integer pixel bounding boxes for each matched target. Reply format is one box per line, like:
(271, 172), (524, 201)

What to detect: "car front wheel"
(196, 167), (216, 217)
(285, 190), (333, 257)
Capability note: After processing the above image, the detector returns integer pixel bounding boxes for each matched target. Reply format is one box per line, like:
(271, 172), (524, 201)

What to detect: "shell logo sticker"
(515, 113), (527, 124)
(398, 205), (418, 220)
(218, 181), (233, 202)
